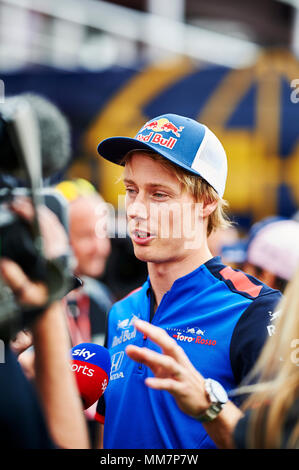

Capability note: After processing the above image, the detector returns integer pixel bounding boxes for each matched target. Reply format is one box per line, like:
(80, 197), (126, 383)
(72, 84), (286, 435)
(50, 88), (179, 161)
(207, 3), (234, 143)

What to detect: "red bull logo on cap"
(141, 118), (184, 137)
(136, 117), (185, 150)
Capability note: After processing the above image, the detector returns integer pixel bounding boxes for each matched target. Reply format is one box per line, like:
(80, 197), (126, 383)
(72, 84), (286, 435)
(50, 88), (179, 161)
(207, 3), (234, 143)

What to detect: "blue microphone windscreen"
(71, 343), (111, 375)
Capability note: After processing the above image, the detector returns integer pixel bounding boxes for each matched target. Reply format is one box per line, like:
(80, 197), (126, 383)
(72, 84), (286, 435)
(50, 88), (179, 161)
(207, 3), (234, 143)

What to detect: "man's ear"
(202, 200), (218, 218)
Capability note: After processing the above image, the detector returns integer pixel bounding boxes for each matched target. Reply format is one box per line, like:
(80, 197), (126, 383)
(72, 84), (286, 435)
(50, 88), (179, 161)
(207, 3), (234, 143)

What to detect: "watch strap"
(196, 403), (224, 422)
(195, 378), (227, 423)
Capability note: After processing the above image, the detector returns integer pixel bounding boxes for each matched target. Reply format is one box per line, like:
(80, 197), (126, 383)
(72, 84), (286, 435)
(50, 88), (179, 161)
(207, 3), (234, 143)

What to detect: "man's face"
(124, 152), (205, 264)
(69, 197), (111, 278)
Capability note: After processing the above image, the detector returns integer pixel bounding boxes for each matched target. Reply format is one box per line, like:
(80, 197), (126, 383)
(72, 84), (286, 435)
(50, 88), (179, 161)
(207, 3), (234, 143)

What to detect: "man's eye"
(153, 193), (167, 199)
(126, 188), (137, 194)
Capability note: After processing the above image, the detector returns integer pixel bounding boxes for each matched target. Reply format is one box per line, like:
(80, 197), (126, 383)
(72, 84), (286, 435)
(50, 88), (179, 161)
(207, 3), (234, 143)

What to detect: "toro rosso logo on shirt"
(169, 326), (217, 346)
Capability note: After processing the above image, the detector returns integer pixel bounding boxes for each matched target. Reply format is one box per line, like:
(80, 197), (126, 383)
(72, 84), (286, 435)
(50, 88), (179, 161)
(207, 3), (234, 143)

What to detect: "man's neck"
(147, 247), (213, 308)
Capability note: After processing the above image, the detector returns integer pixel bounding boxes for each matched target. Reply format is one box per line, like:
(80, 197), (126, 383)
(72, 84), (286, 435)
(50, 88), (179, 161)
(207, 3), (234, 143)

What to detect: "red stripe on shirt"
(220, 266), (262, 298)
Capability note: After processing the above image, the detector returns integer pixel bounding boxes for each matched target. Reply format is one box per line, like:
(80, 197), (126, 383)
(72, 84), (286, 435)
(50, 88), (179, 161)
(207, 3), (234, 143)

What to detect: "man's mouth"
(131, 228), (156, 244)
(134, 229), (151, 238)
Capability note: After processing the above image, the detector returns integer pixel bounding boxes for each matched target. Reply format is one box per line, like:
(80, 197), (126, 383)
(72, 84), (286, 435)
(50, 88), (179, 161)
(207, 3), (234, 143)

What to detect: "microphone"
(70, 343), (111, 410)
(0, 92), (71, 179)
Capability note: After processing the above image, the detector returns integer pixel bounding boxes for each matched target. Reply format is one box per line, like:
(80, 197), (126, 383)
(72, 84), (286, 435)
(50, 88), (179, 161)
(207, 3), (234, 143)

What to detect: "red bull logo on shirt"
(136, 118), (185, 150)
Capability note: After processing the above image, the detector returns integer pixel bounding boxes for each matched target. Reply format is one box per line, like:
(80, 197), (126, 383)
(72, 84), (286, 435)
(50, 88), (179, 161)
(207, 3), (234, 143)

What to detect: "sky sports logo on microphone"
(70, 343), (111, 409)
(71, 347), (98, 377)
(70, 362), (95, 377)
(72, 347), (96, 361)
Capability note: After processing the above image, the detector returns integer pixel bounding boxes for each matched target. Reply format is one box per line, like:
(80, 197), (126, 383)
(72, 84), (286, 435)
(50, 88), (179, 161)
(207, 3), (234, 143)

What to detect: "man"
(56, 179), (113, 346)
(95, 113), (281, 449)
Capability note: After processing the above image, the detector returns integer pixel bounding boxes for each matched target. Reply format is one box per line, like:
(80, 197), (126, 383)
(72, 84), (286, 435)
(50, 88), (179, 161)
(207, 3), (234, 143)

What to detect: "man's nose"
(126, 194), (148, 220)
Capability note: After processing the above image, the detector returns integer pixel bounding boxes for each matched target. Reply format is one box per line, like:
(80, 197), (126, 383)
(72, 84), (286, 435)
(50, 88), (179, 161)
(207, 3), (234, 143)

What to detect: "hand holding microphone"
(70, 343), (111, 410)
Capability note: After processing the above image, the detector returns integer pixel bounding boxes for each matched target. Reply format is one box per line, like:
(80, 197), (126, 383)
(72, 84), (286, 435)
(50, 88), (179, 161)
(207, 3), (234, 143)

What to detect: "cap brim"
(97, 136), (205, 179)
(97, 136), (159, 166)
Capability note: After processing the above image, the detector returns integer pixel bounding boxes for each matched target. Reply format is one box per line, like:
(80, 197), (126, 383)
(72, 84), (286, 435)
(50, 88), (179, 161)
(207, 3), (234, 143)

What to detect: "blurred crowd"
(210, 213), (299, 294)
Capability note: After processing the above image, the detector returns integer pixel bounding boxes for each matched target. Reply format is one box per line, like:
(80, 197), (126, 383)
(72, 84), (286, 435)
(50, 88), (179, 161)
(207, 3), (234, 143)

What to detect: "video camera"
(0, 93), (76, 342)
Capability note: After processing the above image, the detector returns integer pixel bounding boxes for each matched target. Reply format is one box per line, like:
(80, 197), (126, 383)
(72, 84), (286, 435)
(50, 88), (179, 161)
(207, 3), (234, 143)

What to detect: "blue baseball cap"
(97, 113), (228, 197)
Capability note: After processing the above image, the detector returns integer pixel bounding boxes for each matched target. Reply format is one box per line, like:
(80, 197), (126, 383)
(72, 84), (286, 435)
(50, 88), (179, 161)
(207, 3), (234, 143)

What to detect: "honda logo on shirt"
(111, 351), (124, 373)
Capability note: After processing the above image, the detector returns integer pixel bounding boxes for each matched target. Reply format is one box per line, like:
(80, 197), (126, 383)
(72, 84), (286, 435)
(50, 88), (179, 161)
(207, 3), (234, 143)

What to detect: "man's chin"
(133, 245), (168, 264)
(133, 248), (149, 263)
(133, 244), (154, 262)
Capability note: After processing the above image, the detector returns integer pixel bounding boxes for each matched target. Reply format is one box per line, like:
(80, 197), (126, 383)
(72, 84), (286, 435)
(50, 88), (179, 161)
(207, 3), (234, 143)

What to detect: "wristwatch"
(196, 378), (228, 422)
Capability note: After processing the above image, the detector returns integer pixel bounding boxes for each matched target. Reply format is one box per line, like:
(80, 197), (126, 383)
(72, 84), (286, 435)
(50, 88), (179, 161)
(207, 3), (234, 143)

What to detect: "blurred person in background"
(55, 178), (114, 447)
(56, 178), (113, 347)
(221, 217), (299, 293)
(126, 261), (299, 449)
(243, 219), (299, 292)
(207, 224), (240, 265)
(17, 179), (114, 373)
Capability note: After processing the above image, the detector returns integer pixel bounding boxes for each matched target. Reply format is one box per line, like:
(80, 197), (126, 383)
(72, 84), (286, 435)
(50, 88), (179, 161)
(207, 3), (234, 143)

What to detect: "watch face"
(210, 379), (228, 404)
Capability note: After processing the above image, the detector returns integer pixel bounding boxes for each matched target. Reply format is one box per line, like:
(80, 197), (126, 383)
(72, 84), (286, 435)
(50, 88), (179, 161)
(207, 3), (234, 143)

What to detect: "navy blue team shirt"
(96, 256), (282, 449)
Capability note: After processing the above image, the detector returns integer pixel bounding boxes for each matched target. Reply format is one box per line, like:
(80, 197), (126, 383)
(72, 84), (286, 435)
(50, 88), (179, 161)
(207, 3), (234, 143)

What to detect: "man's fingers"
(10, 198), (68, 259)
(0, 259), (48, 306)
(126, 344), (184, 378)
(125, 344), (165, 369)
(10, 197), (35, 221)
(0, 258), (30, 290)
(10, 330), (33, 356)
(37, 207), (68, 259)
(145, 376), (183, 393)
(133, 319), (191, 367)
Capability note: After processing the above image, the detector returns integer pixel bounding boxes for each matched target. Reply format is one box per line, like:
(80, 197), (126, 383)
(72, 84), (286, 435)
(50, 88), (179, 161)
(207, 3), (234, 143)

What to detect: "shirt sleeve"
(229, 291), (282, 389)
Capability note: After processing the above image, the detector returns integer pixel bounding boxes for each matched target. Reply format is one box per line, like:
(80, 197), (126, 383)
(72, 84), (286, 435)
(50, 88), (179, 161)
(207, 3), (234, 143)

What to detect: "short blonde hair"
(122, 150), (231, 236)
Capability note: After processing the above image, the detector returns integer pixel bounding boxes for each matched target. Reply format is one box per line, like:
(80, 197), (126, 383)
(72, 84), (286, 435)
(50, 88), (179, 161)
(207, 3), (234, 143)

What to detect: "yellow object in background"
(55, 178), (96, 202)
